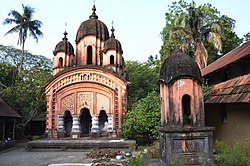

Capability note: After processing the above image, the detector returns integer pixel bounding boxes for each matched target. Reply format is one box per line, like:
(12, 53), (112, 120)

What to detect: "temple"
(44, 5), (127, 139)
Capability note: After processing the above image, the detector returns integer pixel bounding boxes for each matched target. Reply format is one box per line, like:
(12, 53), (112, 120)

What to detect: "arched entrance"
(63, 110), (73, 136)
(79, 108), (92, 135)
(110, 55), (114, 65)
(98, 110), (108, 132)
(182, 94), (192, 126)
(87, 45), (92, 64)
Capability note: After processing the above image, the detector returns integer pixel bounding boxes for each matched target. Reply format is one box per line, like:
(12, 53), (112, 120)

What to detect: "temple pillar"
(90, 115), (100, 138)
(107, 114), (113, 138)
(71, 115), (80, 138)
(57, 115), (65, 138)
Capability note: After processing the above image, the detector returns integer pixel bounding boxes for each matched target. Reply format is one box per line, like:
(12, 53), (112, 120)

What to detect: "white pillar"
(57, 115), (64, 132)
(107, 115), (113, 133)
(91, 116), (99, 133)
(72, 115), (80, 132)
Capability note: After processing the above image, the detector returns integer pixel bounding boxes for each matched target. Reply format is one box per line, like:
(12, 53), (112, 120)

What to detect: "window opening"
(87, 46), (92, 64)
(182, 95), (192, 126)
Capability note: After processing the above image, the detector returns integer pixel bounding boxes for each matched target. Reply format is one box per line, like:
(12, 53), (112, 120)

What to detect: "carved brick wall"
(97, 93), (110, 113)
(77, 92), (93, 113)
(61, 93), (74, 114)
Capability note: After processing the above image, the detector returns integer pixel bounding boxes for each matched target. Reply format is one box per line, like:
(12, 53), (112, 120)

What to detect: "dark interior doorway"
(182, 95), (192, 126)
(87, 46), (92, 64)
(110, 55), (114, 65)
(63, 111), (73, 136)
(98, 110), (108, 131)
(80, 108), (92, 134)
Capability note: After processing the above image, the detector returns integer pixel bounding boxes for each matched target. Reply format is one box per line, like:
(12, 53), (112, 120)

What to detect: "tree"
(205, 15), (242, 64)
(243, 32), (250, 42)
(3, 4), (43, 73)
(0, 45), (52, 137)
(161, 0), (223, 69)
(126, 55), (160, 110)
(122, 91), (160, 144)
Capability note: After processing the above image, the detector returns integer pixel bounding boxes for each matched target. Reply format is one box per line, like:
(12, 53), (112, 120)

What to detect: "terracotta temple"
(44, 5), (127, 139)
(159, 49), (214, 165)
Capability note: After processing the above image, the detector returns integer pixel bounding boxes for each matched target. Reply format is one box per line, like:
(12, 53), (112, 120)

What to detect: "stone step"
(26, 139), (136, 152)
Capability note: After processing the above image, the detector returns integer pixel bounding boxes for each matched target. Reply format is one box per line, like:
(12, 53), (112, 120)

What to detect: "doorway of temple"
(80, 108), (92, 136)
(99, 110), (108, 136)
(63, 110), (73, 137)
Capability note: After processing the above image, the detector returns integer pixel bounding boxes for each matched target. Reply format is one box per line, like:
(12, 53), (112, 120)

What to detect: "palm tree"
(170, 1), (222, 69)
(3, 4), (43, 73)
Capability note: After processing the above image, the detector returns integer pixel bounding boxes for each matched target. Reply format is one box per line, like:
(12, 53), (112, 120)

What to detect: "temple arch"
(59, 57), (63, 67)
(110, 55), (114, 65)
(98, 110), (108, 131)
(182, 94), (192, 126)
(79, 107), (92, 134)
(63, 110), (73, 136)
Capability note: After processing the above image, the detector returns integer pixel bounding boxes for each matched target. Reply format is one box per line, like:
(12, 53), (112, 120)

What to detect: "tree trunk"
(195, 41), (208, 69)
(19, 40), (25, 74)
(20, 109), (38, 137)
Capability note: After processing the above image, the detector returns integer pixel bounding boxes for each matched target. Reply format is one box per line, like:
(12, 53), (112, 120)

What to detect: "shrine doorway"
(99, 110), (108, 132)
(80, 108), (92, 135)
(63, 110), (73, 136)
(182, 95), (192, 126)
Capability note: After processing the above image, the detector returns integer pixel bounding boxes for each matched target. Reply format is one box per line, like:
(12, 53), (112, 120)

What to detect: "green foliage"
(0, 44), (52, 137)
(122, 91), (161, 144)
(202, 79), (211, 96)
(243, 32), (250, 42)
(215, 140), (250, 166)
(219, 15), (242, 55)
(129, 157), (141, 166)
(160, 0), (242, 66)
(126, 55), (160, 110)
(31, 135), (42, 140)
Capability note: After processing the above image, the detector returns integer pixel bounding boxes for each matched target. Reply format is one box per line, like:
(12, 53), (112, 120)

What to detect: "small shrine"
(44, 5), (127, 139)
(159, 49), (214, 165)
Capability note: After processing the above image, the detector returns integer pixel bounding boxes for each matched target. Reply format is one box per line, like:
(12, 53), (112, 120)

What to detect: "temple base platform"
(26, 138), (136, 152)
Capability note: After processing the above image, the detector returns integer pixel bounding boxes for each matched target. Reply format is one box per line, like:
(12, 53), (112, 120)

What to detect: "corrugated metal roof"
(0, 98), (20, 118)
(202, 41), (250, 76)
(204, 74), (250, 103)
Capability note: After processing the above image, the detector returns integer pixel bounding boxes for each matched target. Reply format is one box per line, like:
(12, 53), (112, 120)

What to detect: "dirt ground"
(0, 143), (161, 166)
(0, 144), (92, 166)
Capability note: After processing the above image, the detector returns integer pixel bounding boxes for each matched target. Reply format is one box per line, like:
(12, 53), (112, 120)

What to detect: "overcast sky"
(0, 0), (250, 62)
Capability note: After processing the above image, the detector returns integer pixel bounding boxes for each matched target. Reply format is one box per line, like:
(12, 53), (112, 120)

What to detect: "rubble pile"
(86, 149), (129, 166)
(87, 149), (122, 158)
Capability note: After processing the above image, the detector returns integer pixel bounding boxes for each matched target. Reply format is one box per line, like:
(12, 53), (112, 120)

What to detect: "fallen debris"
(87, 149), (122, 159)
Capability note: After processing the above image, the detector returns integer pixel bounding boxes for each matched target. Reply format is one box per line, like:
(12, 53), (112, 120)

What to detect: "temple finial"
(89, 3), (98, 19)
(63, 23), (68, 41)
(111, 21), (115, 38)
(65, 22), (67, 31)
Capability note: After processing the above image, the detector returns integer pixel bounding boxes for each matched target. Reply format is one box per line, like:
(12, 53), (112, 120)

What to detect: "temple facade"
(44, 5), (127, 138)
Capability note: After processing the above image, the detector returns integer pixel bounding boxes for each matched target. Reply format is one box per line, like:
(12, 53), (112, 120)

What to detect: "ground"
(0, 144), (92, 166)
(0, 143), (161, 166)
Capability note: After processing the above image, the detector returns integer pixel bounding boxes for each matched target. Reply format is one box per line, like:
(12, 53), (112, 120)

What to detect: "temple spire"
(63, 31), (68, 41)
(89, 4), (98, 19)
(63, 22), (68, 41)
(111, 21), (115, 38)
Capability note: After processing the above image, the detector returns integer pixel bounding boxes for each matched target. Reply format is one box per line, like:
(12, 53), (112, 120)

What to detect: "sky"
(0, 0), (250, 62)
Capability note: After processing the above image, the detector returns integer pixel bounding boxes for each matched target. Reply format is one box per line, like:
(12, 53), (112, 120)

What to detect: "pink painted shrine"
(159, 49), (214, 165)
(44, 5), (127, 139)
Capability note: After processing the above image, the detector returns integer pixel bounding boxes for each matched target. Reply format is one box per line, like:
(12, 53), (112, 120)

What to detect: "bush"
(215, 140), (250, 166)
(122, 91), (160, 144)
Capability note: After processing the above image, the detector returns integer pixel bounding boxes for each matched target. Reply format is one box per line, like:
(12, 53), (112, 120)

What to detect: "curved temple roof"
(160, 49), (201, 84)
